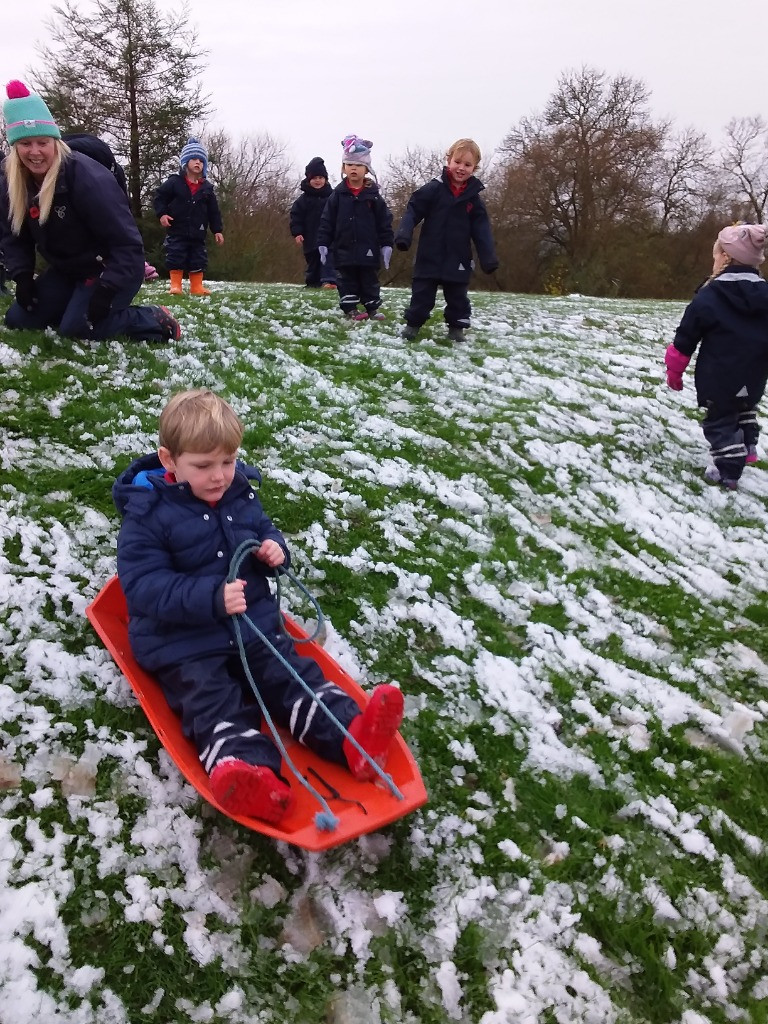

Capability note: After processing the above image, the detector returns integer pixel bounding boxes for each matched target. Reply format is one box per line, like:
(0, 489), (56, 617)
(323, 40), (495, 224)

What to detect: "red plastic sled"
(86, 576), (427, 851)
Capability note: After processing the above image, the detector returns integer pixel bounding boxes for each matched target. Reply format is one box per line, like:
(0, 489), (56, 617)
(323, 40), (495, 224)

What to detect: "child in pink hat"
(665, 223), (768, 490)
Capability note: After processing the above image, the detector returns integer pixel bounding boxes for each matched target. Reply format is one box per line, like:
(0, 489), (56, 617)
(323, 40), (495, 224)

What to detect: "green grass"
(1, 282), (767, 1023)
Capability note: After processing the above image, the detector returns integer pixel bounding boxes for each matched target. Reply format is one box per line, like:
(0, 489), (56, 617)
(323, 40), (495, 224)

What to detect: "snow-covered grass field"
(2, 282), (768, 1024)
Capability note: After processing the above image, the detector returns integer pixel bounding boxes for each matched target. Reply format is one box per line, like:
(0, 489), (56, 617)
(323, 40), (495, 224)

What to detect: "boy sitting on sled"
(113, 389), (403, 824)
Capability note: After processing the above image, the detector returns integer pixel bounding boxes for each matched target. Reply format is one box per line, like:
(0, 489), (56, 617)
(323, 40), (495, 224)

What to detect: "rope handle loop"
(227, 539), (404, 832)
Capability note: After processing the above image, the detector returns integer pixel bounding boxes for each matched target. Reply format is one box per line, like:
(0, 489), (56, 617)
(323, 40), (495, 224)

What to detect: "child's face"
(446, 151), (477, 184)
(309, 175), (327, 189)
(185, 158), (204, 178)
(343, 163), (367, 188)
(158, 445), (237, 502)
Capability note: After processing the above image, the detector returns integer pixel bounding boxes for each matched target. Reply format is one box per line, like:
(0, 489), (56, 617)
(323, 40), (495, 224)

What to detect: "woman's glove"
(87, 284), (116, 325)
(664, 344), (691, 391)
(318, 246), (328, 265)
(14, 272), (36, 311)
(381, 246), (392, 270)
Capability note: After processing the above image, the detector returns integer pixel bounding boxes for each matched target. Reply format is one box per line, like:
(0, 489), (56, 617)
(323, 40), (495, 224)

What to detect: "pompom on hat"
(718, 223), (767, 267)
(3, 80), (61, 145)
(305, 156), (329, 180)
(341, 134), (373, 172)
(179, 137), (208, 177)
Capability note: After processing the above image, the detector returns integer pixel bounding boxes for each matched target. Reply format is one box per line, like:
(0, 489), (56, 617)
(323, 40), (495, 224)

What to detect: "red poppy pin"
(29, 206), (40, 219)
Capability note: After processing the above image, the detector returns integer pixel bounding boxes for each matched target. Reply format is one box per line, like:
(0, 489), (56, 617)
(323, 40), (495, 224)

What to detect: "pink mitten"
(664, 344), (690, 391)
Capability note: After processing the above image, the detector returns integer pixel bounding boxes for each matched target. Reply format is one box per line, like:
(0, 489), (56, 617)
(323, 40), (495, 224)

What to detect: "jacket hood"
(300, 179), (332, 197)
(440, 168), (484, 199)
(113, 452), (262, 516)
(708, 268), (768, 315)
(339, 179), (381, 196)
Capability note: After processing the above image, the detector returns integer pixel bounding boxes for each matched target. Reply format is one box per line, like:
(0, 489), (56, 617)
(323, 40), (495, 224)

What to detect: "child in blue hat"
(153, 138), (224, 296)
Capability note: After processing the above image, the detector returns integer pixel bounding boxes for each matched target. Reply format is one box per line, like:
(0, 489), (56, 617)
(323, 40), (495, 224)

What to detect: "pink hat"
(718, 224), (767, 267)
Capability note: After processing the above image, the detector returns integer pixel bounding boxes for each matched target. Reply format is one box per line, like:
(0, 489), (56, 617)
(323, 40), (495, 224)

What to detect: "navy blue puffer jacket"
(673, 267), (768, 407)
(113, 454), (290, 672)
(289, 181), (333, 253)
(0, 151), (144, 288)
(394, 169), (498, 283)
(316, 180), (393, 268)
(152, 174), (223, 239)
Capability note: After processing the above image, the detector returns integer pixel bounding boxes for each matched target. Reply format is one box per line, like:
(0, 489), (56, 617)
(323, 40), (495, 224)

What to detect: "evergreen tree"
(34, 0), (209, 218)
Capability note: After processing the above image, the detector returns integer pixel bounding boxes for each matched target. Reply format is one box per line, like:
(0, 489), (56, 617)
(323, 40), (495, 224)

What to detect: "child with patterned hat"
(0, 79), (181, 343)
(153, 137), (224, 296)
(290, 157), (338, 289)
(316, 135), (394, 321)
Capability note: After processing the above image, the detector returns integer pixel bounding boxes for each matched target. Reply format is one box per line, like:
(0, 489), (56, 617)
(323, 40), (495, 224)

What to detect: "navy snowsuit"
(289, 180), (337, 286)
(0, 152), (168, 341)
(153, 173), (223, 272)
(113, 454), (361, 776)
(672, 266), (768, 481)
(316, 179), (394, 315)
(395, 169), (498, 330)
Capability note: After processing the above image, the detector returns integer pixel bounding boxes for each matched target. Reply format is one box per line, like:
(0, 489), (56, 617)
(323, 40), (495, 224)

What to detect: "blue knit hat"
(3, 80), (61, 145)
(179, 137), (208, 177)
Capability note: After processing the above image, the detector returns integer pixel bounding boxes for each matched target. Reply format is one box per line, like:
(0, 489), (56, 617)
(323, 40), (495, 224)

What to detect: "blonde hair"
(158, 390), (244, 456)
(5, 139), (71, 235)
(446, 138), (481, 168)
(706, 239), (733, 285)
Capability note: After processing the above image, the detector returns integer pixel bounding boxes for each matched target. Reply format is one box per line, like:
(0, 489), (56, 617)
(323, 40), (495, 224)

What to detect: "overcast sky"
(0, 0), (763, 179)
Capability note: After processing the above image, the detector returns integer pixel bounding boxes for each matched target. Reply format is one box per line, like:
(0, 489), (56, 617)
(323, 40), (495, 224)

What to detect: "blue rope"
(227, 539), (404, 831)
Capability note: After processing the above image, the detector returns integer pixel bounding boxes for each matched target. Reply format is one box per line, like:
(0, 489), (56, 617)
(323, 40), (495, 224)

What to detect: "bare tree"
(653, 127), (717, 232)
(721, 116), (768, 221)
(203, 132), (297, 282)
(500, 66), (664, 292)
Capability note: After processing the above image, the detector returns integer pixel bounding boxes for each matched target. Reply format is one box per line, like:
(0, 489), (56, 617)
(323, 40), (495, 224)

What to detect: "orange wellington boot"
(189, 271), (211, 296)
(168, 269), (183, 295)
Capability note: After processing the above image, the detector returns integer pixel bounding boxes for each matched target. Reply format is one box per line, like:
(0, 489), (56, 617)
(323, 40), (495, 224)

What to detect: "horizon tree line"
(9, 0), (768, 299)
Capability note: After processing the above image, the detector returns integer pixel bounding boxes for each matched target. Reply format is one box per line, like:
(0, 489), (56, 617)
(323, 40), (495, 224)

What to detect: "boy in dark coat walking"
(290, 156), (337, 288)
(665, 223), (768, 490)
(153, 138), (224, 296)
(316, 136), (393, 321)
(395, 138), (498, 343)
(114, 389), (404, 824)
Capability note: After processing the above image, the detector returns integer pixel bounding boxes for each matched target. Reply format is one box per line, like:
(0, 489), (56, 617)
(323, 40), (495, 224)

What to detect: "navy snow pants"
(337, 266), (381, 315)
(163, 235), (208, 273)
(403, 278), (471, 330)
(305, 248), (337, 287)
(154, 632), (362, 777)
(4, 266), (167, 342)
(702, 400), (760, 482)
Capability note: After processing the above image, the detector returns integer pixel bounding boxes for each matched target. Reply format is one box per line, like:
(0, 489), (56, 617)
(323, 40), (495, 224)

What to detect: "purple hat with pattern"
(341, 134), (373, 172)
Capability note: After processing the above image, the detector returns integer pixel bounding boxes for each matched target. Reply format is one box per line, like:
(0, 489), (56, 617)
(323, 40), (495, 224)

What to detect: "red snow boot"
(343, 685), (404, 781)
(209, 760), (294, 823)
